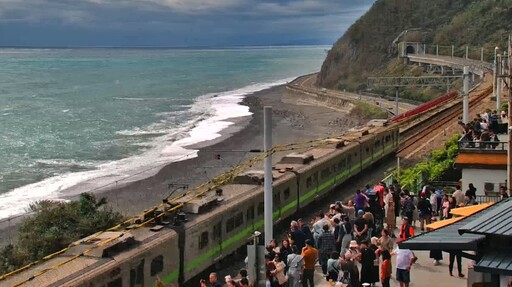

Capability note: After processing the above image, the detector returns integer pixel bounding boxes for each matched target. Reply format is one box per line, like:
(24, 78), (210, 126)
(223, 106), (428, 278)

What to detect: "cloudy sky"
(0, 0), (376, 47)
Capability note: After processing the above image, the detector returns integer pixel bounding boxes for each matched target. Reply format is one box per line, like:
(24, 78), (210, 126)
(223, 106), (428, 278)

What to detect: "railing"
(475, 195), (501, 204)
(400, 42), (496, 62)
(457, 137), (508, 152)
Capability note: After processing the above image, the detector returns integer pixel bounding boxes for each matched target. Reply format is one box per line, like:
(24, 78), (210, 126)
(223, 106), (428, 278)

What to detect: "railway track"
(397, 83), (493, 158)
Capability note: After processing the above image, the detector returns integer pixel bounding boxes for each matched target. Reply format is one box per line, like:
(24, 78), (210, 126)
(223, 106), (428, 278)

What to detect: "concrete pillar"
(463, 66), (469, 124)
(263, 106), (273, 244)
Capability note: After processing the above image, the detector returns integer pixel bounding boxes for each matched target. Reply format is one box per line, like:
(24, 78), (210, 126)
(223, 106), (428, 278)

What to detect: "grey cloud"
(0, 0), (376, 46)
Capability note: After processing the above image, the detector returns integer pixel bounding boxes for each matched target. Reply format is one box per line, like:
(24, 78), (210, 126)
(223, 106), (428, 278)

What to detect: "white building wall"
(461, 168), (506, 195)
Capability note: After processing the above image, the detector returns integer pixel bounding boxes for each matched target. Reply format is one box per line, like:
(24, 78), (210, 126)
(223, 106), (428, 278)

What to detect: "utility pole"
(263, 106), (273, 244)
(497, 54), (502, 110)
(494, 47), (499, 105)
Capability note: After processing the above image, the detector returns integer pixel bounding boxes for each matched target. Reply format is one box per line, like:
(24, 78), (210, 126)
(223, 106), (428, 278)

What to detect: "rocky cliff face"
(317, 0), (512, 90)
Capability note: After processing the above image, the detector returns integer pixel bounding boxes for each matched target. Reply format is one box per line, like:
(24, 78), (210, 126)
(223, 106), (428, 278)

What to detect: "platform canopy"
(474, 250), (512, 276)
(399, 201), (506, 251)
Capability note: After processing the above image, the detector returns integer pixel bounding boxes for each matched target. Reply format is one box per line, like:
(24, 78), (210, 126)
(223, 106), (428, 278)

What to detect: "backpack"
(404, 196), (414, 213)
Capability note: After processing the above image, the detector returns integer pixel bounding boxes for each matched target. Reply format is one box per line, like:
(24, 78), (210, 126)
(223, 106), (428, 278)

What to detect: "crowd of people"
(260, 180), (490, 287)
(458, 109), (507, 149)
(200, 179), (506, 287)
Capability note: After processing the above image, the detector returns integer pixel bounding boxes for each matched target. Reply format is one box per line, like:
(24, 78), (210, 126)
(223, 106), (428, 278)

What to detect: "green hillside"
(317, 0), (512, 97)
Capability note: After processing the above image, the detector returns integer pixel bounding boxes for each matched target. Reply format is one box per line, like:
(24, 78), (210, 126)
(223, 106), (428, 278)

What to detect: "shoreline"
(0, 83), (373, 246)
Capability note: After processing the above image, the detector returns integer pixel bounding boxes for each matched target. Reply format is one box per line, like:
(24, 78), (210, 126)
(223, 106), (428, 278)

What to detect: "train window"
(365, 147), (370, 154)
(247, 205), (255, 221)
(137, 260), (144, 284)
(347, 155), (352, 164)
(199, 232), (209, 249)
(273, 192), (281, 206)
(338, 159), (346, 169)
(283, 188), (290, 200)
(306, 176), (313, 188)
(213, 222), (221, 240)
(235, 212), (244, 227)
(107, 278), (122, 287)
(226, 217), (235, 233)
(151, 255), (164, 276)
(130, 259), (145, 287)
(257, 202), (264, 215)
(375, 140), (380, 147)
(320, 168), (331, 179)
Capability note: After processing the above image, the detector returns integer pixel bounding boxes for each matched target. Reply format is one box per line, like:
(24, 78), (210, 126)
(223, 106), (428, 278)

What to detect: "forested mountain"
(318, 0), (512, 93)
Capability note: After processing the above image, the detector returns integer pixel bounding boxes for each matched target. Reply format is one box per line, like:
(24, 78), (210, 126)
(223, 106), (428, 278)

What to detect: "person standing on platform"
(354, 210), (369, 243)
(317, 224), (336, 276)
(380, 250), (392, 287)
(417, 192), (432, 232)
(339, 216), (353, 255)
(448, 250), (465, 278)
(385, 188), (396, 237)
(393, 244), (417, 287)
(301, 239), (318, 287)
(452, 185), (465, 207)
(290, 221), (306, 251)
(286, 245), (304, 287)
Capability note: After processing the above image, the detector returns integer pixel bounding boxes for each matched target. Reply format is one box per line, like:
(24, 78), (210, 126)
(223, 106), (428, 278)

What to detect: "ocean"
(0, 46), (327, 219)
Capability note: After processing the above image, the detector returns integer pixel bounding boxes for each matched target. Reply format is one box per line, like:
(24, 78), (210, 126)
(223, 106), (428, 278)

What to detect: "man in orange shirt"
(301, 239), (318, 287)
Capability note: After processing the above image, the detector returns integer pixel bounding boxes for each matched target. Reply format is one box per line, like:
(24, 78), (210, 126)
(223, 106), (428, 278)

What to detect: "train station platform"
(312, 230), (469, 287)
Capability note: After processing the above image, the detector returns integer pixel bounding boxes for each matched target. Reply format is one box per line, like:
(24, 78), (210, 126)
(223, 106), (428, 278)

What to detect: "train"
(0, 123), (399, 287)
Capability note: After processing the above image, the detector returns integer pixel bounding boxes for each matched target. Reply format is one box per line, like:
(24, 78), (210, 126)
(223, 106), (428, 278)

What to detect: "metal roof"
(458, 198), (512, 237)
(398, 200), (509, 251)
(475, 250), (512, 276)
(398, 217), (485, 251)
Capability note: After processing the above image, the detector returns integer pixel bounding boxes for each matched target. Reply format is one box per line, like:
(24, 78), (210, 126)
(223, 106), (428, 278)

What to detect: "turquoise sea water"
(0, 46), (327, 218)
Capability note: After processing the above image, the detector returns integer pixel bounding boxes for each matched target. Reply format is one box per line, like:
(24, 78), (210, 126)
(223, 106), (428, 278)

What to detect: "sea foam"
(0, 77), (294, 220)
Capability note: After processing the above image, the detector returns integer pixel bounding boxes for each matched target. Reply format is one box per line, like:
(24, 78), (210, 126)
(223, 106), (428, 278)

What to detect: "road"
(291, 74), (417, 115)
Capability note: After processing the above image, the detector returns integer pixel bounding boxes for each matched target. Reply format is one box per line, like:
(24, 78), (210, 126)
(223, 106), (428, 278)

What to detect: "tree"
(0, 193), (123, 275)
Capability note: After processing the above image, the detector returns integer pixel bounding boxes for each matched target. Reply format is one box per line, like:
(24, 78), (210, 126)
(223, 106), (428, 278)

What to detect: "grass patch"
(350, 102), (389, 120)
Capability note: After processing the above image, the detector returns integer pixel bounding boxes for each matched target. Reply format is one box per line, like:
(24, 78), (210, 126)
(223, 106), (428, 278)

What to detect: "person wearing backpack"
(400, 191), (414, 222)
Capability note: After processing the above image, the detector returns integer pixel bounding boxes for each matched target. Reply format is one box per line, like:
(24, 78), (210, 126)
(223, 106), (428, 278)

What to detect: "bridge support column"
(462, 67), (469, 124)
(395, 87), (399, 116)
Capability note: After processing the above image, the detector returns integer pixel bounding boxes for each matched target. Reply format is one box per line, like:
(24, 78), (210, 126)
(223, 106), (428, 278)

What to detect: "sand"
(0, 84), (373, 246)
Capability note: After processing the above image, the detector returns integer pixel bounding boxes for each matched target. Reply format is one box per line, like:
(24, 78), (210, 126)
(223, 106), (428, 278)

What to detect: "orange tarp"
(426, 202), (495, 230)
(426, 217), (463, 231)
(455, 153), (507, 166)
(450, 202), (494, 217)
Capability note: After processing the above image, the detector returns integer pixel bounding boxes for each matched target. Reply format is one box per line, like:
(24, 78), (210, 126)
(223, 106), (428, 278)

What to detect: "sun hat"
(349, 240), (358, 248)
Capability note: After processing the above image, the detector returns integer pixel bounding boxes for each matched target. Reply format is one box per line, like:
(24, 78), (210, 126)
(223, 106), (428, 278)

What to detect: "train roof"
(2, 227), (177, 287)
